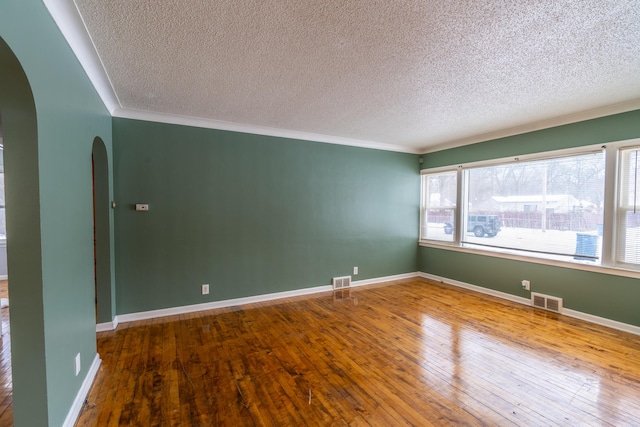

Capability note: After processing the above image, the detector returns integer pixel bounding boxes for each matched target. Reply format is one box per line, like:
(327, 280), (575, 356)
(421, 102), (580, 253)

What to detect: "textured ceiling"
(71, 0), (640, 153)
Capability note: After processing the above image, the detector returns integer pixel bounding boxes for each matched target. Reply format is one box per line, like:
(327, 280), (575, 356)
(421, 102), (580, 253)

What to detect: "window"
(616, 147), (640, 266)
(420, 142), (640, 272)
(464, 151), (605, 261)
(420, 171), (456, 242)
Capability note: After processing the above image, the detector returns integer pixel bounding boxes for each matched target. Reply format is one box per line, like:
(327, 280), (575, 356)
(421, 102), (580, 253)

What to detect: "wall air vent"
(332, 276), (351, 290)
(531, 292), (563, 313)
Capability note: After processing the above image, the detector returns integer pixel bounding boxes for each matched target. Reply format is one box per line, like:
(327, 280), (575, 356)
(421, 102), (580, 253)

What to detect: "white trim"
(418, 136), (640, 279)
(42, 0), (119, 113)
(418, 272), (531, 306)
(96, 317), (118, 332)
(562, 308), (640, 336)
(420, 99), (640, 155)
(351, 272), (419, 287)
(419, 165), (460, 175)
(117, 284), (330, 324)
(112, 272), (419, 326)
(418, 272), (640, 337)
(39, 2), (640, 156)
(63, 353), (101, 427)
(43, 2), (418, 154)
(419, 241), (640, 280)
(421, 143), (606, 173)
(0, 275), (7, 281)
(113, 108), (419, 154)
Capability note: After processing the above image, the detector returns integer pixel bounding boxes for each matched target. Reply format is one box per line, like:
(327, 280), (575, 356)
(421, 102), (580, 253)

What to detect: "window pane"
(464, 152), (605, 261)
(616, 147), (640, 266)
(619, 148), (640, 209)
(421, 171), (456, 242)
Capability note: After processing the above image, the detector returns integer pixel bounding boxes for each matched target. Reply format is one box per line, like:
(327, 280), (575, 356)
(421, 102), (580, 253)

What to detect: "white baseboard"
(0, 275), (7, 280)
(352, 272), (419, 287)
(63, 353), (101, 427)
(96, 317), (118, 332)
(561, 307), (640, 336)
(116, 284), (332, 324)
(418, 272), (531, 306)
(100, 272), (420, 330)
(418, 272), (640, 336)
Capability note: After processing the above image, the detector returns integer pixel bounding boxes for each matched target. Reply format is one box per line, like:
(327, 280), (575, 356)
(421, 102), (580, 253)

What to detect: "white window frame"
(419, 139), (640, 279)
(614, 145), (640, 269)
(420, 169), (458, 244)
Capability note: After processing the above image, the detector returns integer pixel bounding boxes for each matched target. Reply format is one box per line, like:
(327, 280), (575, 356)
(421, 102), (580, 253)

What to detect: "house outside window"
(420, 141), (640, 273)
(420, 171), (457, 242)
(463, 151), (605, 260)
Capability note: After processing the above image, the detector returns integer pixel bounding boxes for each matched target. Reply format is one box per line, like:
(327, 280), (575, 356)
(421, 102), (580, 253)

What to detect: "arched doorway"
(0, 35), (48, 425)
(92, 137), (113, 325)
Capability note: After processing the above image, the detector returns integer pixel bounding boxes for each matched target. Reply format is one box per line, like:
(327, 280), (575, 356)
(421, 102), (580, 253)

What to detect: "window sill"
(418, 240), (640, 280)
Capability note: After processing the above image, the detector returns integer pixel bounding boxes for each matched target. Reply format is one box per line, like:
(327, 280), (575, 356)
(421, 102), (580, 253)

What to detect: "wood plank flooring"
(0, 280), (11, 427)
(76, 278), (640, 426)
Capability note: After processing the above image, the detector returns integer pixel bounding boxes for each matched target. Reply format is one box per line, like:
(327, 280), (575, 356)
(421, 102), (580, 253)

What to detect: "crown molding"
(42, 1), (418, 154)
(44, 1), (639, 156)
(43, 0), (120, 113)
(420, 98), (640, 155)
(113, 108), (420, 153)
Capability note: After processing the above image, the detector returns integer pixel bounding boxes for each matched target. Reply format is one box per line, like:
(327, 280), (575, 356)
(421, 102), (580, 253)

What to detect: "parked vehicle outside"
(444, 215), (502, 237)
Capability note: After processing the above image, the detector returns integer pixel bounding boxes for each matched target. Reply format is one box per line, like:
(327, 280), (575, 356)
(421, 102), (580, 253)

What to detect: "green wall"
(419, 248), (640, 326)
(423, 109), (640, 168)
(113, 118), (419, 314)
(419, 109), (640, 327)
(0, 35), (47, 427)
(2, 3), (637, 426)
(0, 1), (114, 425)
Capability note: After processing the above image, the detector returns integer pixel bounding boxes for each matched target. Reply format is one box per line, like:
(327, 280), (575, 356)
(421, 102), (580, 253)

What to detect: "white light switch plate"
(75, 353), (81, 376)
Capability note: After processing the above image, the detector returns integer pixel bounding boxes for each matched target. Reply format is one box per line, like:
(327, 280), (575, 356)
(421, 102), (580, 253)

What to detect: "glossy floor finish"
(0, 280), (11, 427)
(76, 277), (640, 426)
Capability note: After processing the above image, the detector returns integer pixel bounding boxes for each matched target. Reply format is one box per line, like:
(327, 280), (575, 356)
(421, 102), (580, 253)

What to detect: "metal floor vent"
(332, 276), (351, 290)
(531, 292), (563, 313)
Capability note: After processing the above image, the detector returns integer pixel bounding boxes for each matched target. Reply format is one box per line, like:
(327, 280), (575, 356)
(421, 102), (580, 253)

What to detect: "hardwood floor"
(0, 280), (7, 301)
(76, 278), (640, 426)
(0, 280), (11, 427)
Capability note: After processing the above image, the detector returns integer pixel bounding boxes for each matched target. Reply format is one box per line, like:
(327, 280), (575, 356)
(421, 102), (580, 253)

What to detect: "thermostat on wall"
(135, 204), (149, 211)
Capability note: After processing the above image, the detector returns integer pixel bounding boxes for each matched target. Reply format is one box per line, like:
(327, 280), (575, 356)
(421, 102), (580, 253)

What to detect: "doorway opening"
(0, 100), (13, 427)
(92, 137), (112, 327)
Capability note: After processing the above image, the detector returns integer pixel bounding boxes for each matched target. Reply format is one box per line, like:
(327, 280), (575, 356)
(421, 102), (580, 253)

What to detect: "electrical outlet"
(75, 353), (81, 376)
(202, 284), (210, 295)
(521, 280), (530, 291)
(353, 266), (358, 275)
